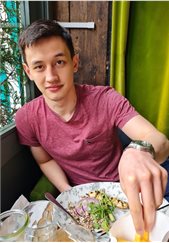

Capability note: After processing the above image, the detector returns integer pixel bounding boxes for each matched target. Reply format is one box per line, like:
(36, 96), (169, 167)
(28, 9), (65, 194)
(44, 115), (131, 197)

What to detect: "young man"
(15, 19), (169, 235)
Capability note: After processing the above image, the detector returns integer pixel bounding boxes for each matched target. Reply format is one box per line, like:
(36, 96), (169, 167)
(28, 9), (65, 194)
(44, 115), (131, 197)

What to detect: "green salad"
(68, 189), (129, 232)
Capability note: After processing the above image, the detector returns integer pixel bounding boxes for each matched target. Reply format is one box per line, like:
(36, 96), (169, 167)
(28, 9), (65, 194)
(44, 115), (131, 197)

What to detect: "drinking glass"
(23, 200), (59, 241)
(0, 209), (29, 241)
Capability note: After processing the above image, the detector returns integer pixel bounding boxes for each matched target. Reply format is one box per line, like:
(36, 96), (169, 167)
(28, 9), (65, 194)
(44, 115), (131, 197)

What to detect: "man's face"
(23, 36), (78, 103)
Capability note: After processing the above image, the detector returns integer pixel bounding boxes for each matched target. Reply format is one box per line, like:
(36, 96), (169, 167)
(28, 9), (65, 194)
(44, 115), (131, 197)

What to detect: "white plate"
(56, 182), (169, 242)
(56, 181), (169, 225)
(56, 182), (129, 227)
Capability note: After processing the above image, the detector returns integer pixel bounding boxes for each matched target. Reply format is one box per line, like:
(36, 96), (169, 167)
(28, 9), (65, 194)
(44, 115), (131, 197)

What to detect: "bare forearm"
(141, 131), (169, 163)
(122, 115), (169, 163)
(39, 159), (71, 192)
(30, 146), (71, 192)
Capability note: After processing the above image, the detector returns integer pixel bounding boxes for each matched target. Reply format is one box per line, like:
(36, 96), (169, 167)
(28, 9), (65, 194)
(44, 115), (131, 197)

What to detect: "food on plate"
(87, 190), (129, 209)
(110, 197), (128, 209)
(68, 189), (129, 232)
(134, 232), (149, 242)
(38, 202), (54, 226)
(114, 232), (150, 242)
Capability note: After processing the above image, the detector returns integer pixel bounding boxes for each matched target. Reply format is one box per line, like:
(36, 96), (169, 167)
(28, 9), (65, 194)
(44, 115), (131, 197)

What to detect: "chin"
(47, 95), (64, 102)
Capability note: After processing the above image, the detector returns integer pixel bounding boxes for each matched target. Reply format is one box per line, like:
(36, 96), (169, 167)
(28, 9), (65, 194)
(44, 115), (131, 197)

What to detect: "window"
(0, 1), (28, 131)
(0, 1), (50, 212)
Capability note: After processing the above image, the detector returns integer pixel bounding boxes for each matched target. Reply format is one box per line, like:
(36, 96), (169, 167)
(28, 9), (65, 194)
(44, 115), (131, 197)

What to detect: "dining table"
(9, 190), (169, 242)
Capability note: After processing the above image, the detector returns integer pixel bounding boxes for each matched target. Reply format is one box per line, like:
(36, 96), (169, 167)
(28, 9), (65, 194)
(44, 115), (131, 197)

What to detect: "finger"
(161, 166), (168, 195)
(151, 167), (164, 208)
(148, 163), (168, 208)
(125, 176), (144, 235)
(140, 172), (156, 232)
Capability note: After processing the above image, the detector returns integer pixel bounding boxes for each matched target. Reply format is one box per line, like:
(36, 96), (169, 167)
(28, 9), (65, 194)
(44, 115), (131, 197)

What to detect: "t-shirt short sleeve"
(15, 105), (40, 147)
(106, 88), (139, 128)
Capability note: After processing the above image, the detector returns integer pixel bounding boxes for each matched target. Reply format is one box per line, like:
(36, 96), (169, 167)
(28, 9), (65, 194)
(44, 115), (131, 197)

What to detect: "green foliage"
(0, 0), (27, 128)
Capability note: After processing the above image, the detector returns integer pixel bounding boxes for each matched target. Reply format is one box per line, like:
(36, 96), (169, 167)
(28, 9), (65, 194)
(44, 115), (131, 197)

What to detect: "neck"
(52, 97), (77, 121)
(44, 87), (77, 122)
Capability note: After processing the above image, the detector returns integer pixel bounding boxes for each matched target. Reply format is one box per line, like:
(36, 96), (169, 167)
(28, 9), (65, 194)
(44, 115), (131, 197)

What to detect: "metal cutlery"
(45, 192), (96, 242)
(45, 192), (78, 223)
(45, 192), (169, 242)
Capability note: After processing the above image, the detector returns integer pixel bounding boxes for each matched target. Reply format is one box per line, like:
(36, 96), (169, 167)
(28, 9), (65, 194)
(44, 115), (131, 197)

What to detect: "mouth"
(46, 84), (63, 92)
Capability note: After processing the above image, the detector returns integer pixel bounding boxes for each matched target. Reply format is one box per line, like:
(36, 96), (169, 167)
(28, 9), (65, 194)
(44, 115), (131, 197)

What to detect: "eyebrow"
(31, 52), (65, 65)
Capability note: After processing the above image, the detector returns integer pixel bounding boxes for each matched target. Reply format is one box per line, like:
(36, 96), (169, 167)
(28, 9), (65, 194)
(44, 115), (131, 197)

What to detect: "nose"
(45, 66), (59, 83)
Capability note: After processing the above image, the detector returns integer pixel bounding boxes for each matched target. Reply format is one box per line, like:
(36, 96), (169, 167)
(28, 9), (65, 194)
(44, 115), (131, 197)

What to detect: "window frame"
(1, 1), (50, 167)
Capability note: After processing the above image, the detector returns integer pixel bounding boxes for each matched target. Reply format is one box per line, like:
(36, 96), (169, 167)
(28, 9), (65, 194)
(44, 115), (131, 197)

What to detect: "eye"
(56, 60), (65, 67)
(34, 65), (44, 71)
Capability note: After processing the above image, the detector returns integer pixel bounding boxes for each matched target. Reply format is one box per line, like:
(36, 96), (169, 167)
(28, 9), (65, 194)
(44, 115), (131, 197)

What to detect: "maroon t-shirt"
(15, 84), (138, 185)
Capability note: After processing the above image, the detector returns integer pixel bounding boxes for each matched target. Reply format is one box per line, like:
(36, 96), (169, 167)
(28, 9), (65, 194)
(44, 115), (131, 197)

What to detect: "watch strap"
(125, 140), (155, 159)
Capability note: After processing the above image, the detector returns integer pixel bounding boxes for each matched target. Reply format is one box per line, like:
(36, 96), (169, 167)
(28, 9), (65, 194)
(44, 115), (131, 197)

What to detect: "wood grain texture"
(52, 2), (69, 21)
(51, 1), (109, 86)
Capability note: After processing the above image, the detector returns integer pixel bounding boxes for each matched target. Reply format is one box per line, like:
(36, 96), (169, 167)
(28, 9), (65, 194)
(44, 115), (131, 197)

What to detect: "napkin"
(11, 195), (29, 210)
(11, 195), (50, 226)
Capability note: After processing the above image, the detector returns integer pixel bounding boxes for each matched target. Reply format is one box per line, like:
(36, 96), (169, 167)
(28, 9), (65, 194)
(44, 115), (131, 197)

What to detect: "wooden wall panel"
(51, 1), (109, 86)
(52, 2), (69, 21)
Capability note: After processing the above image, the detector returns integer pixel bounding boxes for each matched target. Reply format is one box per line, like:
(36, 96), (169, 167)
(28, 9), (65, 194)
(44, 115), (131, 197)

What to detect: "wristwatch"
(125, 140), (155, 159)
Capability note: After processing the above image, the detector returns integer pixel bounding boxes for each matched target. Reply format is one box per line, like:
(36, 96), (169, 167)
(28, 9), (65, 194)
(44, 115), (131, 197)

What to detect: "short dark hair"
(19, 19), (75, 63)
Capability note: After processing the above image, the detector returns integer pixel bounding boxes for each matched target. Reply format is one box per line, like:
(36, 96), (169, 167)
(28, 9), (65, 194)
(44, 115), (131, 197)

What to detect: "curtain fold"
(126, 2), (169, 137)
(110, 1), (130, 95)
(156, 43), (169, 136)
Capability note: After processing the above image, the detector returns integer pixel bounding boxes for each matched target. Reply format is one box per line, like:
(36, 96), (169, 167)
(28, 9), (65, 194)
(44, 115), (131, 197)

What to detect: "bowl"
(109, 211), (169, 242)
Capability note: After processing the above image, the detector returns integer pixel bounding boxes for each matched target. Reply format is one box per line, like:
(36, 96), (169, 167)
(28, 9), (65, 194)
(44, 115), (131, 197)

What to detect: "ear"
(73, 54), (79, 73)
(23, 63), (33, 81)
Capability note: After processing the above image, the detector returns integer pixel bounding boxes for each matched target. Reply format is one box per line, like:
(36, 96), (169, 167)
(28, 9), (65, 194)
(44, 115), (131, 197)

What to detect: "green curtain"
(110, 1), (169, 138)
(126, 2), (169, 138)
(110, 1), (130, 95)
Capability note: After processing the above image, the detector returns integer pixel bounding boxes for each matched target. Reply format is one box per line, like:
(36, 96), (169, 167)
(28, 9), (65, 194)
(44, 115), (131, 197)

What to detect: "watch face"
(132, 140), (153, 148)
(133, 140), (151, 147)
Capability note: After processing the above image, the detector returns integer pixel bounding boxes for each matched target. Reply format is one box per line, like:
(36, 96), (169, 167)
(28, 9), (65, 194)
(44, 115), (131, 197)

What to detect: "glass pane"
(0, 0), (27, 130)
